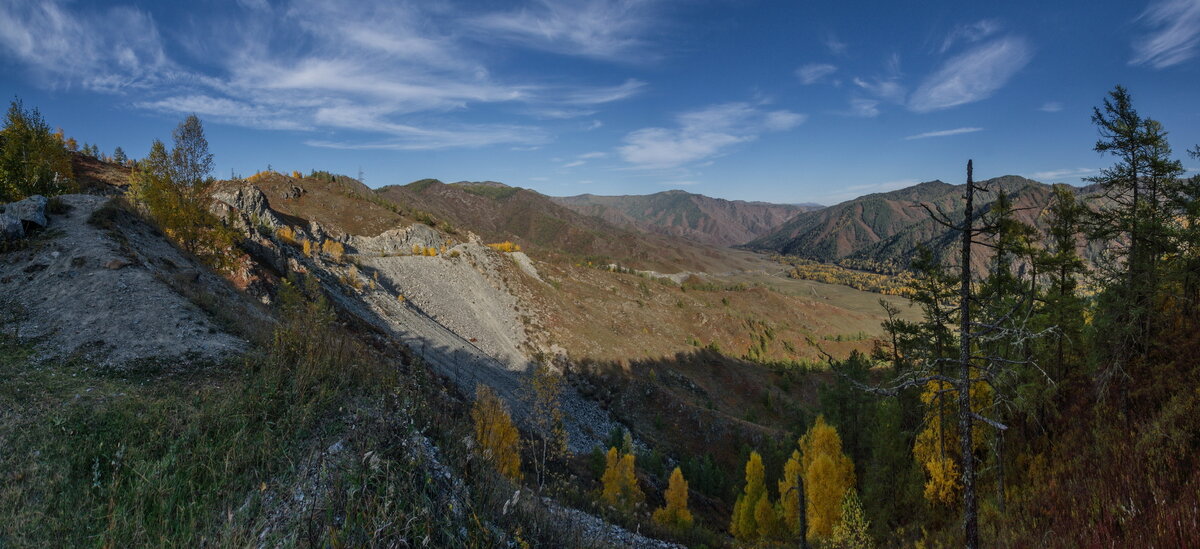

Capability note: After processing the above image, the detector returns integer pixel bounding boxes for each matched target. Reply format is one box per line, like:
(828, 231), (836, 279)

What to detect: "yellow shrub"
(424, 246), (437, 256)
(487, 241), (521, 253)
(276, 226), (297, 246)
(301, 238), (314, 257)
(321, 239), (345, 262)
(412, 244), (422, 255)
(291, 170), (302, 179)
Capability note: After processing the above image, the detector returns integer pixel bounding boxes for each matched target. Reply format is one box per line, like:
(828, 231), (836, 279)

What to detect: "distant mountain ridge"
(552, 189), (819, 247)
(747, 175), (1103, 268)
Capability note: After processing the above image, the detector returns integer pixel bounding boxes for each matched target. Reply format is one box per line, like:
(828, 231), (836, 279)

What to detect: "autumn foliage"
(470, 385), (522, 481)
(730, 451), (778, 542)
(487, 241), (521, 253)
(600, 446), (643, 512)
(652, 467), (693, 531)
(800, 415), (856, 539)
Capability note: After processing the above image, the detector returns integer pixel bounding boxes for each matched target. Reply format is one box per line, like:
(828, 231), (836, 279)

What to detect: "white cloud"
(660, 180), (699, 187)
(585, 120), (604, 130)
(579, 151), (608, 159)
(563, 160), (586, 168)
(825, 32), (848, 55)
(940, 19), (1002, 53)
(0, 0), (659, 151)
(468, 0), (660, 61)
(1031, 168), (1098, 181)
(905, 127), (983, 140)
(1040, 101), (1064, 112)
(557, 79), (646, 104)
(619, 102), (805, 169)
(797, 63), (837, 85)
(1131, 0), (1200, 69)
(0, 1), (170, 91)
(136, 95), (310, 131)
(853, 76), (906, 103)
(908, 36), (1032, 112)
(847, 98), (881, 117)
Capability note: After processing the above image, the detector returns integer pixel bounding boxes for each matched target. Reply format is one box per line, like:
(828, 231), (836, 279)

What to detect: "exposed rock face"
(348, 223), (446, 254)
(0, 212), (22, 241)
(6, 194), (49, 229)
(211, 185), (287, 231)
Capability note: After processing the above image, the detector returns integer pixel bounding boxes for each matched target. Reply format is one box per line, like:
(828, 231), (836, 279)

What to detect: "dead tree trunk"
(958, 159), (979, 549)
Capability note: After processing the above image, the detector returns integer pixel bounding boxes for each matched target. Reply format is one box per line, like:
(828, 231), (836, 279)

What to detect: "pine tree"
(652, 467), (693, 531)
(471, 384), (522, 481)
(112, 146), (127, 165)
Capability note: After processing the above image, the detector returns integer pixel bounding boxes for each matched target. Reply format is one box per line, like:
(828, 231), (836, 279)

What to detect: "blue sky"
(1, 0), (1198, 204)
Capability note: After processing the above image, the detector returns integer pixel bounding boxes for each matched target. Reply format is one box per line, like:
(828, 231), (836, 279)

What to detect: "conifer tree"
(112, 146), (127, 165)
(799, 416), (856, 539)
(601, 446), (643, 512)
(730, 450), (768, 541)
(652, 467), (693, 531)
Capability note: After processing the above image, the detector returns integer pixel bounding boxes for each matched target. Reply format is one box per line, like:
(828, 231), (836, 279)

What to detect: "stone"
(105, 259), (130, 270)
(0, 212), (22, 241)
(6, 195), (48, 228)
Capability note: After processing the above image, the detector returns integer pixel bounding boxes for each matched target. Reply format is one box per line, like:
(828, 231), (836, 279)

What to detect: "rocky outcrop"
(211, 185), (287, 232)
(348, 223), (446, 255)
(0, 212), (22, 241)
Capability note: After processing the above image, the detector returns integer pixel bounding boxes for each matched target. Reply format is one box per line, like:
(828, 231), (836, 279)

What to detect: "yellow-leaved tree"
(471, 385), (522, 481)
(653, 467), (693, 531)
(912, 378), (991, 506)
(830, 491), (874, 549)
(731, 451), (777, 542)
(799, 416), (856, 539)
(601, 447), (643, 512)
(778, 449), (805, 538)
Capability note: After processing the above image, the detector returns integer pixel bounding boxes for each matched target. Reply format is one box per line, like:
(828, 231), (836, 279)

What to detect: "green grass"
(0, 274), (612, 547)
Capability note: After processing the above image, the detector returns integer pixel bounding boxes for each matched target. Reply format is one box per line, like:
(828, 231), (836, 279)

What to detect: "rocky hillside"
(374, 179), (739, 272)
(553, 190), (818, 247)
(747, 176), (1102, 268)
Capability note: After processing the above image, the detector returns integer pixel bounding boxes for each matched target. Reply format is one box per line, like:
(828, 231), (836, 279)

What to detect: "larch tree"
(730, 450), (769, 542)
(471, 384), (522, 482)
(799, 416), (856, 540)
(652, 467), (693, 531)
(778, 449), (809, 547)
(600, 446), (643, 513)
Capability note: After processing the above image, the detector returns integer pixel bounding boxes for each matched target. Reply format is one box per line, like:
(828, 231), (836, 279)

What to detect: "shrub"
(321, 240), (345, 262)
(487, 241), (521, 253)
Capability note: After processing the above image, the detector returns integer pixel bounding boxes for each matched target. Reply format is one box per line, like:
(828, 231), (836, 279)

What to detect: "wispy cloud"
(908, 36), (1032, 112)
(1130, 0), (1200, 68)
(847, 98), (881, 117)
(0, 0), (652, 151)
(797, 63), (837, 85)
(619, 102), (805, 169)
(1031, 168), (1098, 181)
(1040, 101), (1064, 112)
(468, 0), (661, 61)
(904, 127), (983, 140)
(939, 19), (1002, 53)
(825, 32), (848, 55)
(0, 1), (170, 91)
